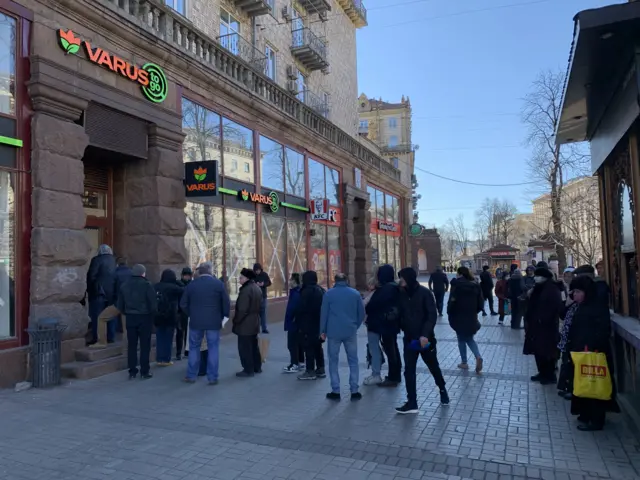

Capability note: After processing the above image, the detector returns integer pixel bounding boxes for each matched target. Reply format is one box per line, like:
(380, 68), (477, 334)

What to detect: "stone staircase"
(61, 337), (156, 380)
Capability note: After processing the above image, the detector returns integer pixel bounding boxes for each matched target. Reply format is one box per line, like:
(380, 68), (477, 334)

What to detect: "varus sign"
(184, 161), (218, 197)
(378, 221), (398, 233)
(240, 190), (280, 213)
(57, 29), (168, 103)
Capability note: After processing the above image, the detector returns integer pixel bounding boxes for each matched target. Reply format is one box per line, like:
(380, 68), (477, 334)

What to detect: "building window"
(285, 148), (305, 197)
(388, 117), (397, 128)
(296, 70), (307, 102)
(262, 215), (286, 298)
(244, 162), (250, 173)
(223, 117), (254, 183)
(368, 185), (401, 271)
(165, 0), (186, 15)
(287, 221), (306, 276)
(225, 209), (257, 301)
(391, 157), (399, 169)
(260, 135), (284, 192)
(182, 99), (221, 174)
(389, 135), (398, 147)
(265, 44), (276, 81)
(220, 9), (240, 55)
(325, 167), (339, 206)
(359, 120), (368, 130)
(184, 203), (224, 279)
(308, 158), (325, 200)
(311, 227), (327, 288)
(232, 159), (238, 171)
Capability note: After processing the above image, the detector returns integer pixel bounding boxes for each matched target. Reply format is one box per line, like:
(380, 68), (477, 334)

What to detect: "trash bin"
(26, 318), (67, 388)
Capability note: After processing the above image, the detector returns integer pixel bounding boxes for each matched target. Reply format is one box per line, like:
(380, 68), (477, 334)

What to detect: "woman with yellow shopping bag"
(567, 276), (619, 431)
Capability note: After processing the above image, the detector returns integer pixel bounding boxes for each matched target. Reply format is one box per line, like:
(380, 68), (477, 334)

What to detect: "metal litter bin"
(27, 318), (67, 388)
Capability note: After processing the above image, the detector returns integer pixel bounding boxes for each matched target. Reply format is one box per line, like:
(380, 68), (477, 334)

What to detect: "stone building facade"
(0, 0), (408, 387)
(410, 228), (441, 274)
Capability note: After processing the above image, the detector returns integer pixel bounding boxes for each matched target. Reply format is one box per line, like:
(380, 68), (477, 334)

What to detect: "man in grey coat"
(180, 263), (231, 384)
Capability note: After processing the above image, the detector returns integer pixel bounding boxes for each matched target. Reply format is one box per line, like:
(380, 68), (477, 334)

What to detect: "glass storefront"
(369, 185), (402, 273)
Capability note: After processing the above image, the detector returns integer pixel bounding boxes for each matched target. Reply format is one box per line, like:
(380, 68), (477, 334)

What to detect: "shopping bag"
(259, 335), (270, 363)
(570, 351), (612, 401)
(504, 299), (511, 316)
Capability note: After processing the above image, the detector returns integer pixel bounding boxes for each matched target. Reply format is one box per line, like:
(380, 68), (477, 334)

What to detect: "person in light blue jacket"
(320, 273), (365, 401)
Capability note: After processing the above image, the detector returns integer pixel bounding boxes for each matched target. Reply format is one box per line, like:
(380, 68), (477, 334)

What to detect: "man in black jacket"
(295, 271), (326, 380)
(117, 264), (157, 380)
(86, 244), (117, 345)
(254, 263), (272, 334)
(428, 266), (449, 317)
(397, 267), (449, 414)
(480, 265), (497, 316)
(175, 266), (193, 360)
(154, 269), (184, 366)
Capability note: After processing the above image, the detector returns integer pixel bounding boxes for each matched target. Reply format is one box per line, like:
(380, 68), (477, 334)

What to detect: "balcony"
(218, 33), (267, 72)
(300, 90), (329, 118)
(291, 28), (329, 72)
(336, 0), (367, 28)
(381, 143), (415, 154)
(297, 0), (332, 14)
(230, 0), (272, 16)
(92, 0), (400, 183)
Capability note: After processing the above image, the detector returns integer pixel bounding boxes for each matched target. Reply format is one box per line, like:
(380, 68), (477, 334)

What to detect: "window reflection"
(0, 171), (14, 339)
(328, 226), (340, 282)
(311, 226), (327, 288)
(223, 117), (254, 183)
(225, 209), (256, 300)
(326, 168), (340, 205)
(285, 148), (305, 197)
(262, 215), (286, 298)
(0, 14), (15, 116)
(287, 221), (306, 276)
(309, 159), (325, 200)
(182, 99), (221, 174)
(385, 194), (393, 222)
(260, 135), (284, 192)
(184, 203), (224, 278)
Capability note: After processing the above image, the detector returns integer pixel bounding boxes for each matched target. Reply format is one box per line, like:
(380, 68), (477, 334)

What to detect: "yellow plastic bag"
(259, 336), (270, 363)
(571, 351), (612, 401)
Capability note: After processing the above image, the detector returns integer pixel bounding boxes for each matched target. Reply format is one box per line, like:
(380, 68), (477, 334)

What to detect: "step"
(62, 346), (157, 380)
(74, 343), (125, 362)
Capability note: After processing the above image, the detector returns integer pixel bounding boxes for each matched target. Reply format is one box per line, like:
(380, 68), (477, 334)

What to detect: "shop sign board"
(240, 189), (280, 213)
(311, 198), (329, 220)
(378, 220), (398, 233)
(371, 219), (401, 237)
(409, 223), (424, 237)
(489, 251), (514, 257)
(184, 161), (218, 197)
(57, 29), (168, 103)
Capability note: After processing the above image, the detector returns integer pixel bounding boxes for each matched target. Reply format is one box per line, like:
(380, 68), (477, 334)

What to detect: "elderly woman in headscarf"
(86, 244), (117, 345)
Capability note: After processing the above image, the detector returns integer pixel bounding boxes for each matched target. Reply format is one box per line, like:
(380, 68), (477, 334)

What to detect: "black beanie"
(534, 267), (552, 278)
(398, 267), (417, 285)
(570, 275), (594, 293)
(241, 268), (256, 280)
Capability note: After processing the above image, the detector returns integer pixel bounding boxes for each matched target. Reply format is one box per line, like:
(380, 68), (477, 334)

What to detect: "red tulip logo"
(58, 29), (81, 55)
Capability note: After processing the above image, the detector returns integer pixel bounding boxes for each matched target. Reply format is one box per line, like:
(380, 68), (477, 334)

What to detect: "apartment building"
(0, 0), (410, 386)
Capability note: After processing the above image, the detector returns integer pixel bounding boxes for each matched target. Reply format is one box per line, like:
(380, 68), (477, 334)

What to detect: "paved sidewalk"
(1, 295), (639, 480)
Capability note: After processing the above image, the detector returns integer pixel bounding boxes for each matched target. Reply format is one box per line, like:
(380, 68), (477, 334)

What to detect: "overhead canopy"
(556, 2), (640, 148)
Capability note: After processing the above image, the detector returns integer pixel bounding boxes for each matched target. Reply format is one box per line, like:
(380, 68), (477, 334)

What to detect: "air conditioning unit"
(282, 5), (291, 20)
(318, 11), (328, 21)
(321, 65), (331, 75)
(286, 64), (297, 79)
(286, 80), (297, 93)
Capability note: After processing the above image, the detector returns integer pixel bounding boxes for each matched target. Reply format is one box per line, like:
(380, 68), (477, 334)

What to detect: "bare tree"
(446, 214), (470, 256)
(475, 198), (518, 247)
(474, 217), (489, 253)
(522, 70), (590, 269)
(495, 199), (518, 245)
(560, 180), (602, 265)
(439, 225), (458, 266)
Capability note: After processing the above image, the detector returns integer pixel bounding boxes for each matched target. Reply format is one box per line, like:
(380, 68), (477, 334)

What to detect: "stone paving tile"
(0, 291), (638, 480)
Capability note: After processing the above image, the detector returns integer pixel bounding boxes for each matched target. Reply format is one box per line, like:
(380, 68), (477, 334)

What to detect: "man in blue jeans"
(180, 263), (230, 385)
(320, 273), (365, 401)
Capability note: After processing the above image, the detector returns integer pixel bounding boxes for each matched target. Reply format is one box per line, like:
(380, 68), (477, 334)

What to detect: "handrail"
(291, 28), (327, 62)
(217, 32), (267, 72)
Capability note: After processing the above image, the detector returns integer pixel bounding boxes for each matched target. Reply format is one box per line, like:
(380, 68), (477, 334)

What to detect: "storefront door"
(82, 163), (112, 253)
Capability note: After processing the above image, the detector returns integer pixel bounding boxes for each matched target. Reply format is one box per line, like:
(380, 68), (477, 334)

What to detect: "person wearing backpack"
(154, 269), (184, 366)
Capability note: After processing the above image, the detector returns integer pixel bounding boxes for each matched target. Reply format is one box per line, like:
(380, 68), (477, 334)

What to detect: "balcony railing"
(230, 0), (272, 16)
(297, 0), (331, 14)
(94, 0), (400, 183)
(381, 143), (415, 154)
(336, 0), (367, 28)
(218, 33), (267, 73)
(291, 28), (329, 71)
(300, 90), (329, 118)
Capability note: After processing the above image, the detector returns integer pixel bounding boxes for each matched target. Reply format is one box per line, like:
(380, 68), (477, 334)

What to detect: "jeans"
(89, 298), (116, 343)
(187, 329), (220, 381)
(238, 335), (262, 373)
(381, 334), (402, 383)
(403, 339), (446, 406)
(287, 330), (304, 365)
(260, 298), (268, 332)
(303, 334), (325, 373)
(457, 334), (482, 363)
(367, 331), (382, 376)
(433, 290), (445, 315)
(327, 335), (359, 393)
(126, 314), (152, 376)
(155, 326), (175, 363)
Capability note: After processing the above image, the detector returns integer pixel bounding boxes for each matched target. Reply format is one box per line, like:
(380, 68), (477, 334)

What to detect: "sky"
(356, 0), (624, 231)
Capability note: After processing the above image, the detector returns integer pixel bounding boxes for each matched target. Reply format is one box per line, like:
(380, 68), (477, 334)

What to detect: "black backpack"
(155, 288), (174, 323)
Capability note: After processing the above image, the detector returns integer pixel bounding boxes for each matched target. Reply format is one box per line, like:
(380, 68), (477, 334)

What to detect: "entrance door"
(418, 249), (427, 272)
(83, 163), (112, 253)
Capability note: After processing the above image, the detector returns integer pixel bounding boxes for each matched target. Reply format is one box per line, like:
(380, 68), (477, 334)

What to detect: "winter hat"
(563, 267), (575, 274)
(534, 267), (552, 279)
(132, 264), (146, 277)
(241, 268), (256, 280)
(253, 263), (263, 272)
(398, 267), (418, 286)
(181, 266), (193, 276)
(535, 261), (549, 270)
(574, 264), (595, 276)
(569, 275), (594, 293)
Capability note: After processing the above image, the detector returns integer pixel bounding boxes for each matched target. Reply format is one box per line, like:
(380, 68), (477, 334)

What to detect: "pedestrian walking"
(507, 269), (525, 329)
(153, 269), (184, 366)
(363, 274), (385, 385)
(113, 257), (132, 337)
(448, 267), (484, 373)
(321, 273), (365, 401)
(180, 263), (230, 384)
(283, 273), (304, 373)
(428, 266), (449, 317)
(365, 264), (402, 387)
(233, 268), (263, 377)
(175, 267), (193, 361)
(495, 272), (508, 325)
(479, 265), (497, 316)
(396, 267), (449, 414)
(295, 271), (326, 380)
(116, 264), (156, 380)
(254, 263), (272, 334)
(524, 267), (563, 385)
(86, 244), (117, 345)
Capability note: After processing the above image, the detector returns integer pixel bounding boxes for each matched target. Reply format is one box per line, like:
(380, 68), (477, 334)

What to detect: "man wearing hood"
(233, 268), (263, 377)
(428, 266), (449, 317)
(175, 267), (193, 360)
(479, 265), (497, 316)
(365, 264), (402, 387)
(86, 244), (117, 345)
(254, 263), (272, 334)
(154, 270), (184, 366)
(397, 267), (449, 414)
(294, 271), (326, 380)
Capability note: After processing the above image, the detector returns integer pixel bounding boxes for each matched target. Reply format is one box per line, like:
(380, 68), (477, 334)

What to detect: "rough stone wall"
(411, 230), (442, 274)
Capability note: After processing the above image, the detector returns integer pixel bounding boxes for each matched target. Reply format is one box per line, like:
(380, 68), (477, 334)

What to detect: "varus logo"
(57, 29), (167, 103)
(240, 190), (280, 213)
(581, 365), (607, 377)
(186, 167), (215, 193)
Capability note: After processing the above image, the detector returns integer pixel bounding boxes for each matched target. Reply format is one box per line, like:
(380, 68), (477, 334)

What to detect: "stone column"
(343, 183), (371, 291)
(28, 84), (92, 339)
(124, 125), (187, 281)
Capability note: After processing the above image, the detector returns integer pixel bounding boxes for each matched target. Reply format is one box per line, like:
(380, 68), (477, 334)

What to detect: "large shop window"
(369, 185), (402, 272)
(182, 98), (221, 173)
(0, 172), (14, 340)
(262, 215), (286, 298)
(225, 209), (256, 301)
(260, 135), (284, 192)
(224, 117), (254, 183)
(184, 204), (224, 279)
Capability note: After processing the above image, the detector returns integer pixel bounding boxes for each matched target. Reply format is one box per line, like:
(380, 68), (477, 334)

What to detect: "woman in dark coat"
(448, 267), (484, 373)
(524, 267), (563, 384)
(566, 276), (619, 431)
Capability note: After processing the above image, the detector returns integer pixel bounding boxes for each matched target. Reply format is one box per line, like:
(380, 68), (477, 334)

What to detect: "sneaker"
(326, 392), (341, 401)
(475, 358), (483, 374)
(158, 361), (174, 367)
(128, 374), (137, 380)
(498, 320), (504, 325)
(395, 402), (419, 415)
(378, 379), (399, 388)
(208, 380), (219, 386)
(482, 312), (487, 317)
(254, 369), (262, 374)
(315, 369), (327, 378)
(458, 363), (469, 370)
(298, 371), (317, 380)
(351, 392), (362, 401)
(298, 363), (305, 370)
(141, 373), (153, 380)
(530, 374), (542, 382)
(175, 355), (182, 361)
(363, 375), (383, 385)
(283, 364), (298, 373)
(262, 329), (270, 334)
(183, 377), (196, 384)
(440, 389), (450, 405)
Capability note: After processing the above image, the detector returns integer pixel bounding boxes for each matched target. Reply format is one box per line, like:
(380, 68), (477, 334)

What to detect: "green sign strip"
(0, 136), (23, 148)
(218, 187), (238, 195)
(281, 202), (310, 212)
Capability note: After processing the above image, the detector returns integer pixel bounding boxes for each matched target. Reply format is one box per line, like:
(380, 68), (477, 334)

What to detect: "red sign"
(489, 251), (515, 257)
(370, 219), (401, 237)
(312, 205), (341, 226)
(311, 198), (330, 220)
